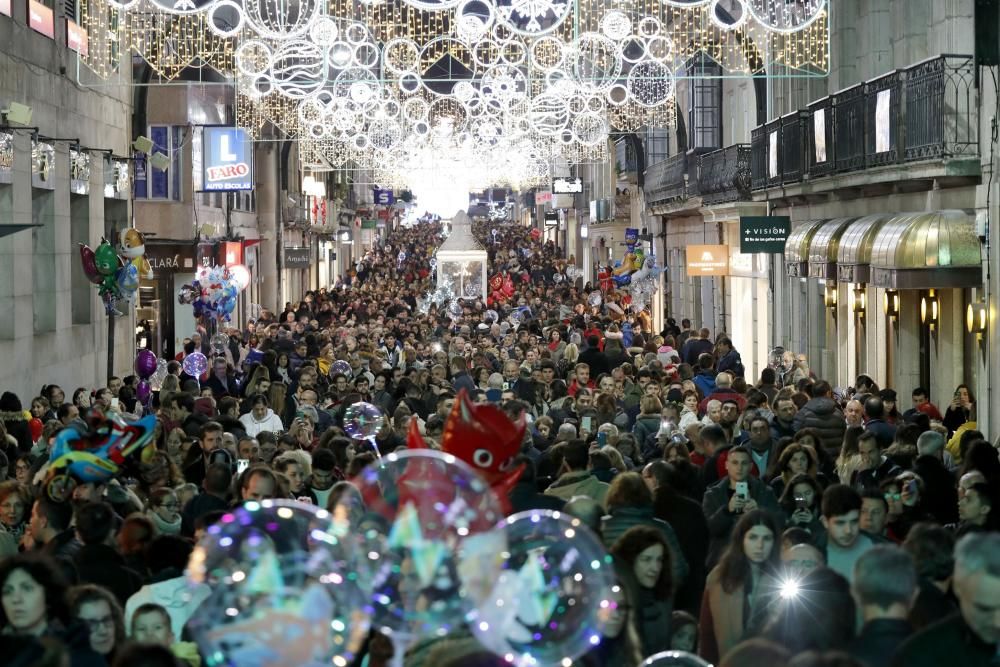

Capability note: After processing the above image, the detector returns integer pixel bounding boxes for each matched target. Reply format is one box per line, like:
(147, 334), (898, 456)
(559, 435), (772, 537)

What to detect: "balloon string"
(368, 435), (382, 460)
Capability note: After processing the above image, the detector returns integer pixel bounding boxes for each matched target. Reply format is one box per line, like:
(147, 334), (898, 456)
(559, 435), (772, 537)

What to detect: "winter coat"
(693, 370), (717, 398)
(791, 396), (847, 454)
(239, 408), (285, 436)
(632, 415), (662, 452)
(702, 476), (781, 568)
(717, 349), (745, 377)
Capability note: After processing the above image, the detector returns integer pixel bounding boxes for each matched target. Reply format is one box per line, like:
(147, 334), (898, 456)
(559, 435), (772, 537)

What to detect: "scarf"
(148, 510), (182, 535)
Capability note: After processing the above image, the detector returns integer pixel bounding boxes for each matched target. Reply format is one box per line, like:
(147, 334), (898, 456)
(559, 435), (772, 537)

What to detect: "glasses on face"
(15, 465), (29, 473)
(80, 615), (115, 631)
(884, 492), (902, 502)
(159, 502), (180, 510)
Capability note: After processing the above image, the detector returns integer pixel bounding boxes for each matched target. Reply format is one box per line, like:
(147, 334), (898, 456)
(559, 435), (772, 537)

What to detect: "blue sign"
(373, 188), (395, 205)
(202, 127), (253, 191)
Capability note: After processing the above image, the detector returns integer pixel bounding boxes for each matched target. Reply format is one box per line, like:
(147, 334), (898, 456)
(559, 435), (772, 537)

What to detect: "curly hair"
(0, 553), (69, 628)
(610, 525), (673, 600)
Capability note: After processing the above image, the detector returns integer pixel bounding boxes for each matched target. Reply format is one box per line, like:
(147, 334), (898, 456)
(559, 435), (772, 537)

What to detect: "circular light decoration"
(606, 83), (629, 107)
(481, 65), (528, 105)
(235, 40), (272, 77)
(494, 0), (573, 37)
(528, 94), (570, 136)
(243, 0), (321, 39)
(270, 42), (326, 99)
(499, 40), (527, 66)
(747, 0), (826, 33)
(711, 0), (749, 30)
(146, 0), (211, 14)
(353, 42), (380, 68)
(401, 0), (462, 11)
(402, 97), (429, 121)
(398, 71), (422, 94)
(570, 33), (623, 94)
(308, 16), (338, 45)
(637, 16), (661, 37)
(529, 35), (565, 71)
(344, 22), (369, 45)
(428, 98), (469, 137)
(456, 0), (495, 41)
(601, 10), (632, 40)
(628, 59), (675, 107)
(383, 38), (421, 73)
(573, 112), (607, 146)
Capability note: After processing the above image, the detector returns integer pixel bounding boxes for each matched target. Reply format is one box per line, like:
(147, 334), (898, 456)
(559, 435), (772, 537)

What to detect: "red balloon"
(79, 245), (102, 285)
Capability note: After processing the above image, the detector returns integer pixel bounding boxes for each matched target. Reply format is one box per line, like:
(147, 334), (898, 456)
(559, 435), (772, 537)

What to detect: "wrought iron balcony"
(752, 54), (977, 191)
(644, 153), (689, 206)
(698, 144), (751, 205)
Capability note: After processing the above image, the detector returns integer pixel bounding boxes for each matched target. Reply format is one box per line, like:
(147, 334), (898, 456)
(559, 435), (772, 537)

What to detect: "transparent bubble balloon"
(186, 500), (371, 667)
(182, 351), (208, 377)
(769, 346), (787, 372)
(331, 360), (353, 378)
(640, 652), (713, 667)
(588, 291), (603, 307)
(149, 359), (169, 391)
(464, 280), (481, 298)
(343, 401), (384, 441)
(484, 309), (499, 324)
(448, 301), (463, 319)
(338, 450), (506, 648)
(553, 273), (563, 283)
(211, 333), (229, 354)
(471, 510), (617, 666)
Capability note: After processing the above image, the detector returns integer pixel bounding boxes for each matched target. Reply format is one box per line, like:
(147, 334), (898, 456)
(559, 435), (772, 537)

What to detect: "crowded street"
(2, 1), (1000, 666)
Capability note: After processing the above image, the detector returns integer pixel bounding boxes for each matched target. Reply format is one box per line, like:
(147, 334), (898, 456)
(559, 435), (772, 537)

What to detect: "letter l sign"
(220, 133), (237, 162)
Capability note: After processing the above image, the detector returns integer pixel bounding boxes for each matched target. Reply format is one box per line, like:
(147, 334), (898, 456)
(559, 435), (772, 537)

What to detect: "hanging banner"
(373, 188), (395, 205)
(202, 127), (253, 191)
(534, 190), (552, 206)
(284, 247), (311, 268)
(686, 245), (729, 277)
(66, 20), (88, 56)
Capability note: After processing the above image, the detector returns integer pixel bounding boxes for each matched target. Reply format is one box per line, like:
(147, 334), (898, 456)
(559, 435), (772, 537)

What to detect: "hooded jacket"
(791, 396), (846, 453)
(544, 470), (610, 508)
(239, 408), (285, 436)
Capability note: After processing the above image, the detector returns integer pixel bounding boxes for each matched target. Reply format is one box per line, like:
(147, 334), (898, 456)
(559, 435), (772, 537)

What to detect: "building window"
(644, 126), (670, 165)
(229, 191), (255, 212)
(134, 125), (183, 201)
(687, 54), (723, 150)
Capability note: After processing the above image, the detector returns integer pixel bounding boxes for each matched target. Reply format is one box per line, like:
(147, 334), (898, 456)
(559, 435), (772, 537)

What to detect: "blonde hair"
(563, 343), (580, 364)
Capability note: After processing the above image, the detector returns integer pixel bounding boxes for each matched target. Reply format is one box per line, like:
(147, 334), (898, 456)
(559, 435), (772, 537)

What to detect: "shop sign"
(66, 20), (88, 56)
(373, 188), (394, 205)
(544, 211), (559, 228)
(69, 148), (90, 195)
(104, 156), (130, 199)
(202, 127), (253, 191)
(284, 247), (311, 268)
(552, 177), (582, 194)
(534, 190), (552, 206)
(686, 244), (729, 277)
(740, 216), (791, 254)
(218, 241), (242, 267)
(361, 219), (377, 230)
(144, 244), (198, 272)
(0, 0), (11, 17)
(28, 0), (53, 38)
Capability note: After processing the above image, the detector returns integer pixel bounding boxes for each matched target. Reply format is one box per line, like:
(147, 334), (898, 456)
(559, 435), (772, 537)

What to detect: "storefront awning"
(784, 219), (827, 278)
(870, 210), (983, 289)
(807, 217), (859, 280)
(835, 213), (895, 284)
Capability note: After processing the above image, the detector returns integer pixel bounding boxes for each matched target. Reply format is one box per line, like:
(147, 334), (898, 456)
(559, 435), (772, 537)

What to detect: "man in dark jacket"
(702, 446), (781, 567)
(681, 328), (714, 366)
(715, 337), (745, 378)
(72, 502), (143, 606)
(578, 335), (609, 378)
(852, 430), (902, 492)
(770, 395), (798, 442)
(450, 356), (476, 395)
(180, 462), (232, 537)
(892, 532), (1000, 667)
(863, 395), (897, 448)
(849, 545), (916, 667)
(791, 380), (846, 455)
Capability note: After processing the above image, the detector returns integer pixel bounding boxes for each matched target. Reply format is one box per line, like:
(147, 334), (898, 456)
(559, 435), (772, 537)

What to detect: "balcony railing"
(644, 153), (689, 204)
(904, 55), (978, 160)
(699, 144), (751, 205)
(753, 54), (978, 190)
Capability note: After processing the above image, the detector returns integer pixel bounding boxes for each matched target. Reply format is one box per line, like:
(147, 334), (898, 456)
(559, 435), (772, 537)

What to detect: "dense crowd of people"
(0, 215), (998, 667)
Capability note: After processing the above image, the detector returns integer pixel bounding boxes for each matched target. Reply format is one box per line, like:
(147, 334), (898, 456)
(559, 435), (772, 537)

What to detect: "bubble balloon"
(343, 401), (384, 441)
(447, 300), (463, 319)
(149, 359), (169, 391)
(472, 510), (616, 666)
(508, 310), (523, 330)
(228, 264), (252, 291)
(640, 652), (713, 667)
(588, 291), (603, 307)
(186, 500), (371, 667)
(182, 351), (208, 378)
(211, 333), (230, 355)
(331, 360), (353, 378)
(134, 349), (158, 379)
(337, 450), (506, 646)
(484, 309), (499, 324)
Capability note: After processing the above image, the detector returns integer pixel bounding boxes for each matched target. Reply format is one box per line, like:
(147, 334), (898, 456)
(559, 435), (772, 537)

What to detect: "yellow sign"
(686, 245), (730, 277)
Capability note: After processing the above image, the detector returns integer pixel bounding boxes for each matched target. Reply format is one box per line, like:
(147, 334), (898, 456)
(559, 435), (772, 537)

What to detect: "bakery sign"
(202, 127), (253, 191)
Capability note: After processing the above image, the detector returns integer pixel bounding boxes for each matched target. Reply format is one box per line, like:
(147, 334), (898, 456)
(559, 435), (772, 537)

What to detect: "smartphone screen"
(597, 431), (607, 446)
(110, 398), (120, 409)
(581, 416), (593, 432)
(735, 481), (749, 499)
(237, 459), (250, 474)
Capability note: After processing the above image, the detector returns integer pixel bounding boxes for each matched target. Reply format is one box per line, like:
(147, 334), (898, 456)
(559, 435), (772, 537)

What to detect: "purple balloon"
(136, 380), (151, 405)
(182, 351), (208, 378)
(134, 349), (158, 379)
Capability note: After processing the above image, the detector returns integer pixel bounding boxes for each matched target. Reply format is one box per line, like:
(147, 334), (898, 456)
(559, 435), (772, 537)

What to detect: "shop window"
(687, 54), (723, 151)
(644, 126), (670, 166)
(134, 125), (183, 202)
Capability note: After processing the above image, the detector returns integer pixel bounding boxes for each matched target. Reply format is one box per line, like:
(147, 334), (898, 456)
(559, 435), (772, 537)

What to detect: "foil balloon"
(338, 450), (506, 647)
(134, 349), (158, 379)
(136, 380), (152, 406)
(508, 310), (523, 330)
(183, 351), (209, 377)
(588, 291), (603, 307)
(93, 240), (119, 276)
(186, 500), (371, 667)
(79, 244), (102, 285)
(115, 263), (139, 302)
(484, 309), (499, 324)
(44, 407), (158, 502)
(119, 228), (153, 279)
(472, 510), (617, 667)
(447, 300), (463, 319)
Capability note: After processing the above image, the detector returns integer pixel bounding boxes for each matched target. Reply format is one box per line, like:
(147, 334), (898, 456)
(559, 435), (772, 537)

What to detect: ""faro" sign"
(202, 127), (254, 192)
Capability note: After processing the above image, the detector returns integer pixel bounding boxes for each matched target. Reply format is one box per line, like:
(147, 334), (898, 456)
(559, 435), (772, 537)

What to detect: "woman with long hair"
(699, 509), (781, 664)
(837, 425), (865, 485)
(768, 443), (820, 499)
(610, 525), (676, 656)
(0, 481), (30, 557)
(578, 565), (645, 666)
(944, 383), (976, 435)
(67, 584), (126, 662)
(778, 474), (825, 541)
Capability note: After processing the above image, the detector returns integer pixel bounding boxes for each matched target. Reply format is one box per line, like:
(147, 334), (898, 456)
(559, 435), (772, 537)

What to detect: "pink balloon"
(79, 245), (102, 285)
